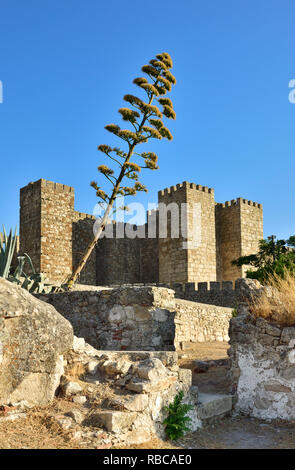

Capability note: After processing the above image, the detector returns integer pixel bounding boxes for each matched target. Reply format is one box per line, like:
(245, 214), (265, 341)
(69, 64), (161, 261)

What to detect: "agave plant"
(10, 253), (55, 294)
(0, 226), (18, 279)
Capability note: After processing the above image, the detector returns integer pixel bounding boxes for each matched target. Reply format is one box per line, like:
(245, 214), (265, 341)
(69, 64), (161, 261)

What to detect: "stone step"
(87, 410), (138, 433)
(197, 393), (233, 423)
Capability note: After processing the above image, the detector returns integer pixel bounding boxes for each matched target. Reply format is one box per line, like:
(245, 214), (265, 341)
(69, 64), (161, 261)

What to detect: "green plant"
(9, 253), (55, 293)
(232, 234), (295, 283)
(67, 52), (176, 289)
(232, 308), (238, 317)
(0, 226), (18, 279)
(162, 391), (193, 441)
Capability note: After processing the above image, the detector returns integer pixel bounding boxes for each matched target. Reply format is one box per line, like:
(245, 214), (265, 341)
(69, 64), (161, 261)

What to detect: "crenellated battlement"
(158, 181), (214, 197)
(170, 280), (242, 308)
(177, 280), (239, 293)
(216, 197), (262, 209)
(74, 210), (96, 220)
(20, 179), (74, 198)
(40, 179), (74, 193)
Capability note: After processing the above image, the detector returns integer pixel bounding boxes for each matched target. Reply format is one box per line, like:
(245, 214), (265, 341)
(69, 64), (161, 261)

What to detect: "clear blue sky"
(0, 0), (294, 239)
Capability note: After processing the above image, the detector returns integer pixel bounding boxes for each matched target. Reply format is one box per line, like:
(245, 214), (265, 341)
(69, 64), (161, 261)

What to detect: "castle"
(19, 179), (263, 287)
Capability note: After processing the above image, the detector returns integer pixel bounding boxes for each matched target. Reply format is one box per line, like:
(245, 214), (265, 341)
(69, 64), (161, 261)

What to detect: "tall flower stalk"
(67, 52), (176, 288)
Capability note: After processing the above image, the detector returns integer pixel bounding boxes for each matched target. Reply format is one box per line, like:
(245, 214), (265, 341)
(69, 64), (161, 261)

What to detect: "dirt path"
(117, 416), (295, 449)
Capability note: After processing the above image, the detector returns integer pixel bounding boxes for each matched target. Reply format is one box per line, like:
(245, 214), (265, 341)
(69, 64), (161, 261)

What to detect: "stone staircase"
(61, 339), (233, 445)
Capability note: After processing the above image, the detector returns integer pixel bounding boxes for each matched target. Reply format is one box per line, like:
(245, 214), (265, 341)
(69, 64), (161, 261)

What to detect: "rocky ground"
(1, 341), (295, 449)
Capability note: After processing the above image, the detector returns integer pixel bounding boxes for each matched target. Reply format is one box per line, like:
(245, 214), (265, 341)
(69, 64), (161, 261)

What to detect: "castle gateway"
(19, 179), (263, 286)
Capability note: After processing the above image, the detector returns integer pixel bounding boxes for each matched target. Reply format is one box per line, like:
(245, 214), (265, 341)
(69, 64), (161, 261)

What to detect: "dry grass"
(0, 400), (80, 449)
(251, 271), (295, 326)
(67, 362), (86, 379)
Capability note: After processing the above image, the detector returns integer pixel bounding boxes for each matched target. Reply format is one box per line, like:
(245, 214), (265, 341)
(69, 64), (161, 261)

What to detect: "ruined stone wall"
(37, 287), (176, 351)
(174, 299), (232, 349)
(229, 314), (295, 420)
(36, 286), (232, 352)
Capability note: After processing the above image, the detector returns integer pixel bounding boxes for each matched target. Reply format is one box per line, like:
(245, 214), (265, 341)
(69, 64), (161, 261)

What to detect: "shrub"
(162, 391), (193, 441)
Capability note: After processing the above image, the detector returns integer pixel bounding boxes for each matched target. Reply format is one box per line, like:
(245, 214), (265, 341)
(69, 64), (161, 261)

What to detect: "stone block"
(91, 411), (137, 433)
(197, 393), (232, 420)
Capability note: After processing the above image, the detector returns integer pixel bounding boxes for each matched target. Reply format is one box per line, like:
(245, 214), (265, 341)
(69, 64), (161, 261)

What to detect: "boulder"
(0, 278), (73, 406)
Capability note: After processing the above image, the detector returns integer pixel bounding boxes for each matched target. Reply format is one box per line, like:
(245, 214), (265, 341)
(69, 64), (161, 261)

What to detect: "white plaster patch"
(151, 395), (163, 420)
(236, 349), (273, 416)
(288, 350), (295, 364)
(236, 346), (295, 420)
(108, 305), (126, 323)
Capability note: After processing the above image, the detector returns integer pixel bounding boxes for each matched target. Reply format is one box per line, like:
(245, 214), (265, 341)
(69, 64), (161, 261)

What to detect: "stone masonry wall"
(72, 211), (97, 285)
(20, 178), (263, 287)
(158, 184), (188, 284)
(36, 286), (232, 352)
(229, 314), (295, 420)
(20, 179), (98, 285)
(96, 222), (159, 286)
(20, 181), (42, 272)
(215, 199), (263, 281)
(171, 279), (251, 308)
(215, 200), (243, 281)
(158, 182), (217, 284)
(174, 299), (232, 349)
(186, 184), (217, 283)
(240, 200), (264, 277)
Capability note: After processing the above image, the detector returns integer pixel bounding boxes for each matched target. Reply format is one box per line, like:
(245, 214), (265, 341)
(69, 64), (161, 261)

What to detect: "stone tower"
(20, 179), (96, 284)
(158, 182), (217, 284)
(215, 198), (263, 280)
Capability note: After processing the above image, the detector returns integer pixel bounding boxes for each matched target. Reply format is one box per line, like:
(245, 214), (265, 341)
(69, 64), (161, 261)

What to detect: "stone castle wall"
(19, 178), (263, 289)
(173, 280), (241, 308)
(96, 222), (158, 286)
(36, 286), (232, 352)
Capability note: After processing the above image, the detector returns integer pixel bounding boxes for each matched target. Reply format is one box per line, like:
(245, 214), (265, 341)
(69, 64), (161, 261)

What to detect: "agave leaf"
(13, 255), (26, 280)
(23, 253), (36, 275)
(0, 226), (17, 279)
